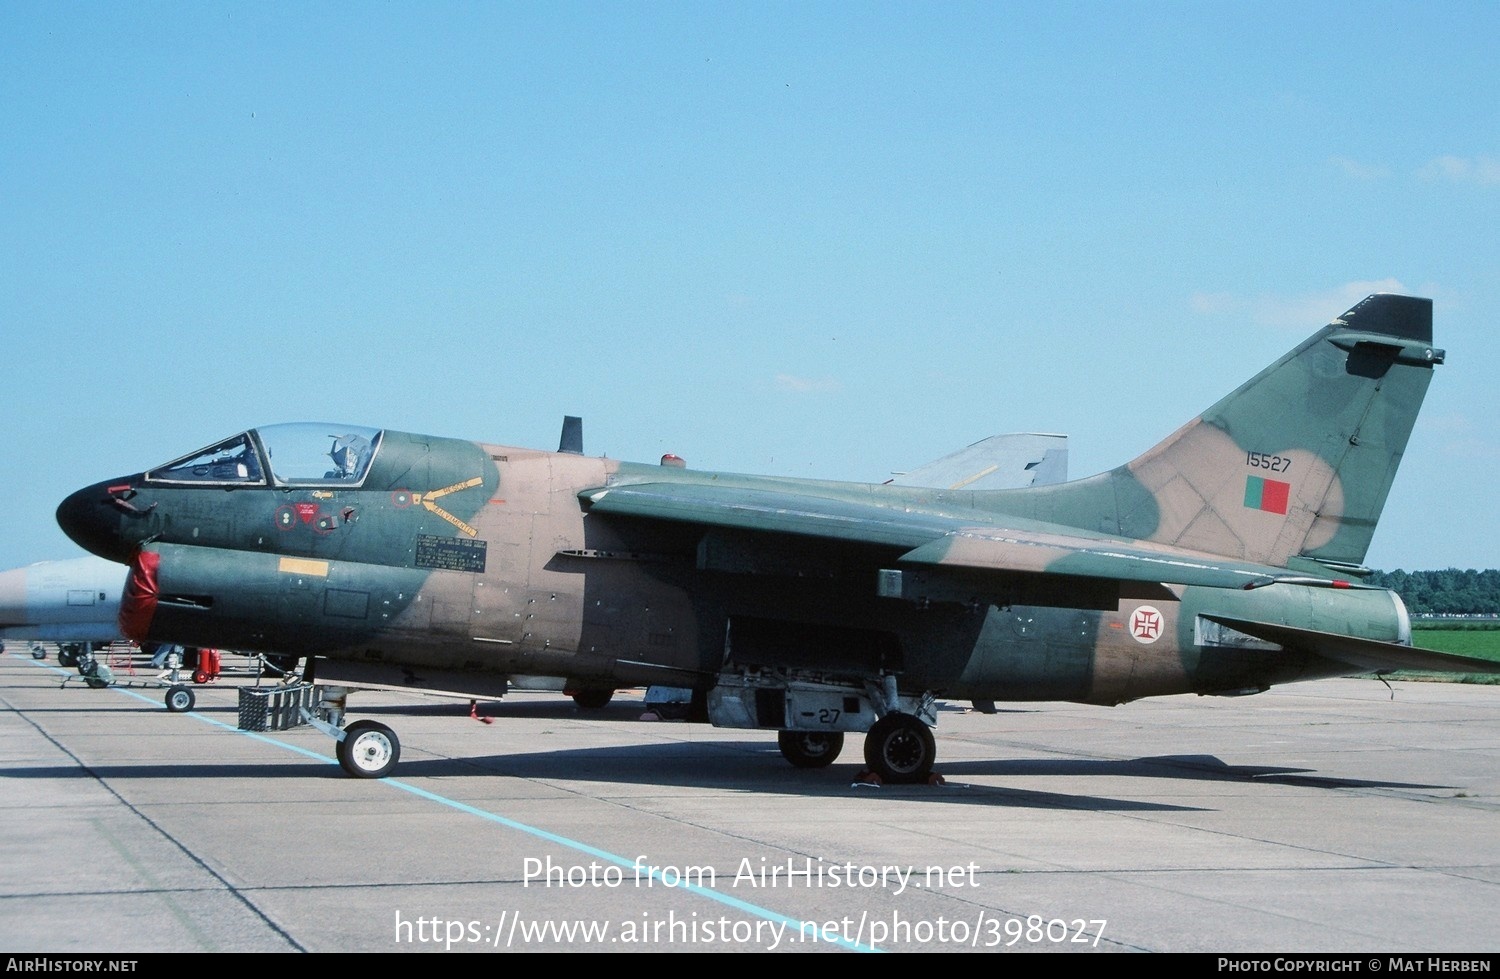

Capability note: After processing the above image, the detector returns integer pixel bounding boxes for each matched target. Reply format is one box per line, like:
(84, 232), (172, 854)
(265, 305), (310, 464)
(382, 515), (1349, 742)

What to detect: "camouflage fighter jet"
(56, 294), (1489, 782)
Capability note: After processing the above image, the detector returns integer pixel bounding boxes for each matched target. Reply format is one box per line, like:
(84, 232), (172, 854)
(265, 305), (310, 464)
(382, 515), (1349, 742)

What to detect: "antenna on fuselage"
(558, 415), (583, 454)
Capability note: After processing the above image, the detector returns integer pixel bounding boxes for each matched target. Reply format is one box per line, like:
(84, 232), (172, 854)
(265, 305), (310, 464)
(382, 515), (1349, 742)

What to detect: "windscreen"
(146, 433), (265, 484)
(255, 423), (383, 485)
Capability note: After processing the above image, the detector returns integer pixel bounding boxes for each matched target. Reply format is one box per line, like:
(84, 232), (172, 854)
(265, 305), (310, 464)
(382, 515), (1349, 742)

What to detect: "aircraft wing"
(582, 483), (956, 548)
(581, 482), (1308, 591)
(1203, 615), (1500, 675)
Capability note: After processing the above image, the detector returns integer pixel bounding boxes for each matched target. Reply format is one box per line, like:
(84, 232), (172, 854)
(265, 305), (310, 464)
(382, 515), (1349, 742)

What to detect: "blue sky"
(3, 2), (1496, 573)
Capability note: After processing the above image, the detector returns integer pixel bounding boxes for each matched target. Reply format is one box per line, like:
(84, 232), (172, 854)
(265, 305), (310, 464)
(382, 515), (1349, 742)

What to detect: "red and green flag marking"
(1244, 475), (1290, 515)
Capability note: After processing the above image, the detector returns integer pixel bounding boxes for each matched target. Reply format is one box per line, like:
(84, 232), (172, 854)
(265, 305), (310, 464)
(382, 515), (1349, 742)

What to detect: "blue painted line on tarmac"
(16, 653), (880, 952)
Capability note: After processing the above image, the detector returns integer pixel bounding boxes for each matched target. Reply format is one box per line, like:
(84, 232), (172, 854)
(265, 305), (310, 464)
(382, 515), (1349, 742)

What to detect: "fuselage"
(56, 424), (1410, 707)
(0, 555), (127, 644)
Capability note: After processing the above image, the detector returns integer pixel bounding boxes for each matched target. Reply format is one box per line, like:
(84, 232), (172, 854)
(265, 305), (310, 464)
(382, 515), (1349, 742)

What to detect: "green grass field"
(1411, 627), (1500, 660)
(1396, 624), (1500, 682)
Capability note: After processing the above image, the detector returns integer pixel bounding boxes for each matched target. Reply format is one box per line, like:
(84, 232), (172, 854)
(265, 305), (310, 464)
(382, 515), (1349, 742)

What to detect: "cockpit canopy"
(145, 424), (383, 487)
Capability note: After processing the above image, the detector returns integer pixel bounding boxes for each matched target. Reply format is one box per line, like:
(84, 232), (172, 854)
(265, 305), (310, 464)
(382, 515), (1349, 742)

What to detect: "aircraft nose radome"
(56, 482), (131, 563)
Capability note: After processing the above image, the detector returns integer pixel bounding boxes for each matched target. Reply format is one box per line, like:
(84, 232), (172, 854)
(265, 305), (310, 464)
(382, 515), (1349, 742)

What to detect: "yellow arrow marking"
(411, 476), (484, 537)
(422, 500), (479, 537)
(416, 477), (483, 503)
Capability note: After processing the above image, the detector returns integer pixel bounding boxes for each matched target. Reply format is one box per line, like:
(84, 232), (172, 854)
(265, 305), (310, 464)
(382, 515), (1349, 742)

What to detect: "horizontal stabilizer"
(1203, 615), (1500, 676)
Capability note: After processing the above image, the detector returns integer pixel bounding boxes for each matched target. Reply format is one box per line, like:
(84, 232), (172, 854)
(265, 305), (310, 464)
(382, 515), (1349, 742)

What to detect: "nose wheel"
(336, 720), (401, 778)
(164, 685), (196, 713)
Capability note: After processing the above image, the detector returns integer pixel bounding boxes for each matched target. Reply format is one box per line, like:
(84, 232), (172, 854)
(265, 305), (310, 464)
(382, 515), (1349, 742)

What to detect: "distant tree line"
(1366, 568), (1500, 616)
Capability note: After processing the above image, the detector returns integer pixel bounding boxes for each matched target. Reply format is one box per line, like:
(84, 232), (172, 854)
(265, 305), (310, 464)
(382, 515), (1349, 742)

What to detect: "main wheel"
(165, 685), (196, 713)
(778, 730), (844, 769)
(57, 648), (78, 668)
(570, 689), (614, 710)
(863, 714), (936, 784)
(337, 720), (401, 779)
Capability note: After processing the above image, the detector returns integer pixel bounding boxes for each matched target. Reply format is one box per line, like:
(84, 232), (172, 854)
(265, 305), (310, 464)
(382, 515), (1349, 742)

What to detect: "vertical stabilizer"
(997, 295), (1441, 569)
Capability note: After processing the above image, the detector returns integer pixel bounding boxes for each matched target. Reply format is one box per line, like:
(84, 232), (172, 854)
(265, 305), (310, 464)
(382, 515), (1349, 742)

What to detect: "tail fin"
(998, 294), (1442, 569)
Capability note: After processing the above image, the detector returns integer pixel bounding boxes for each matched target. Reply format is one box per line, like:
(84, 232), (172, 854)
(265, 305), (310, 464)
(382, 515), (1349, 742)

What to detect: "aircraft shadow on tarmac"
(929, 754), (1451, 792)
(421, 745), (1453, 799)
(8, 672), (1457, 806)
(1, 735), (1455, 814)
(0, 754), (1201, 812)
(343, 697), (1459, 794)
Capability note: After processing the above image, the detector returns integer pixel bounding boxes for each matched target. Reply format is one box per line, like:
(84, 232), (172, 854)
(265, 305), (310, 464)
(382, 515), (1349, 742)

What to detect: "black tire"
(570, 689), (614, 710)
(57, 648), (78, 669)
(778, 730), (844, 769)
(165, 685), (196, 713)
(863, 714), (936, 784)
(337, 720), (401, 779)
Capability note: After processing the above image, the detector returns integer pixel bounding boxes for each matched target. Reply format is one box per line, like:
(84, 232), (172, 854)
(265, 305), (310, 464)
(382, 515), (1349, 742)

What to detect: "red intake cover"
(119, 549), (160, 641)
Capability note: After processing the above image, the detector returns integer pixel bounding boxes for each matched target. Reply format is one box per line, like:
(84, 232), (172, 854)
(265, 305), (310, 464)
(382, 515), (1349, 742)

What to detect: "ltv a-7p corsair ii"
(56, 294), (1491, 782)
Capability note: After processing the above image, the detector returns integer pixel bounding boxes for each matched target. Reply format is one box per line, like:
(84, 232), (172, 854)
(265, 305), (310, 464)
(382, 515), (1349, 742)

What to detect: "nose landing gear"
(335, 720), (401, 779)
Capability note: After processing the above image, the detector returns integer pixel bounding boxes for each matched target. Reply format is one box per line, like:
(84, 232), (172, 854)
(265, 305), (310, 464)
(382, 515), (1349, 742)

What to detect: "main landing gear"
(755, 673), (939, 784)
(862, 713), (936, 784)
(776, 714), (937, 783)
(568, 688), (614, 710)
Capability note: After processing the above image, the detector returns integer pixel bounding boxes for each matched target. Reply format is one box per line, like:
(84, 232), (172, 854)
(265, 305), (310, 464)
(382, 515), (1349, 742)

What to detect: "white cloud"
(1265, 279), (1411, 328)
(1424, 413), (1500, 460)
(1438, 435), (1500, 461)
(1329, 156), (1390, 180)
(1417, 155), (1500, 186)
(1189, 292), (1237, 315)
(1190, 279), (1413, 331)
